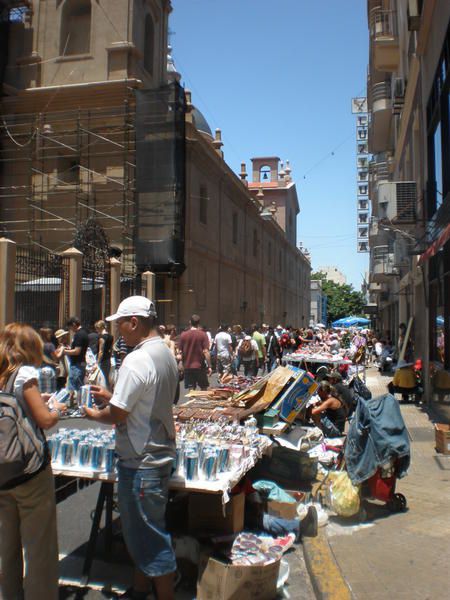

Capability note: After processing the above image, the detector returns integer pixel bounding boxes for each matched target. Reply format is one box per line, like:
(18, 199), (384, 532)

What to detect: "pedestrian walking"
(95, 320), (113, 389)
(54, 328), (70, 390)
(178, 314), (212, 390)
(252, 324), (267, 374)
(84, 296), (178, 600)
(0, 323), (67, 600)
(213, 324), (233, 376)
(237, 333), (259, 376)
(265, 326), (281, 372)
(64, 316), (89, 397)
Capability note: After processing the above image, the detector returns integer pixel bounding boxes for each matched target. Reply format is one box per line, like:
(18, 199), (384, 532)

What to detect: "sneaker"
(300, 506), (318, 538)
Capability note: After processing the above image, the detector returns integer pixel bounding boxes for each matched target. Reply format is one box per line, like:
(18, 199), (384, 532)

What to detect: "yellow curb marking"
(303, 531), (352, 599)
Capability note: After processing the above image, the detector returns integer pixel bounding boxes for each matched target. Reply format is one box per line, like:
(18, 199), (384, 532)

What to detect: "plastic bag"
(328, 471), (360, 517)
(253, 480), (296, 503)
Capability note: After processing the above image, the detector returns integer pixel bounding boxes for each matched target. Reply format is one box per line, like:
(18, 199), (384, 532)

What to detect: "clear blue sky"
(171, 0), (369, 289)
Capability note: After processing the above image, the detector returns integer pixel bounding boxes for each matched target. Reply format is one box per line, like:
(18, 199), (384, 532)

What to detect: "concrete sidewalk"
(325, 368), (450, 599)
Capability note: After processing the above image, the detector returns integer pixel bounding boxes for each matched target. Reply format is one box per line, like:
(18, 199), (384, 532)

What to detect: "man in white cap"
(84, 296), (178, 600)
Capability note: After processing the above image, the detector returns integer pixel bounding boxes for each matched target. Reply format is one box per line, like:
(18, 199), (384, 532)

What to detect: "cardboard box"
(197, 554), (281, 600)
(188, 492), (244, 535)
(435, 423), (450, 455)
(267, 490), (304, 520)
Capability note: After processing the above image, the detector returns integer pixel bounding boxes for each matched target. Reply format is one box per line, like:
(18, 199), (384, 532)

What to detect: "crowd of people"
(0, 302), (417, 599)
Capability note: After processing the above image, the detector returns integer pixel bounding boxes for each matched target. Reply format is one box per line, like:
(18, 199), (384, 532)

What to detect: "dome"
(192, 107), (213, 138)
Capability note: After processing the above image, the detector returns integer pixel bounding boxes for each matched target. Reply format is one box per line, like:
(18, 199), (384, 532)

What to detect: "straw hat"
(55, 328), (69, 339)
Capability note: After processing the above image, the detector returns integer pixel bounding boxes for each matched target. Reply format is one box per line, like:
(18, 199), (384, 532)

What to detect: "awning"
(418, 222), (450, 265)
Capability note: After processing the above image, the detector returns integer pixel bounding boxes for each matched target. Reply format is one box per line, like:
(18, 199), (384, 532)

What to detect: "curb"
(303, 530), (352, 600)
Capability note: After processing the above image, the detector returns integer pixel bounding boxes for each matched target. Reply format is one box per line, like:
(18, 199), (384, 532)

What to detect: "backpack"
(350, 376), (372, 400)
(239, 339), (253, 358)
(0, 371), (47, 489)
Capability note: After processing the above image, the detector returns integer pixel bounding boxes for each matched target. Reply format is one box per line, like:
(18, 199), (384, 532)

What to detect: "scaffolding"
(0, 95), (137, 267)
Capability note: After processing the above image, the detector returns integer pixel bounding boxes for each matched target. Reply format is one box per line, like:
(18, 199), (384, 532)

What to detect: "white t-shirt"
(110, 336), (178, 468)
(14, 365), (40, 405)
(214, 331), (232, 357)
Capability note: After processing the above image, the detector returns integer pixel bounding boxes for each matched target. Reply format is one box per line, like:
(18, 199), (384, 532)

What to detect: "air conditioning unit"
(378, 181), (416, 223)
(393, 237), (409, 267)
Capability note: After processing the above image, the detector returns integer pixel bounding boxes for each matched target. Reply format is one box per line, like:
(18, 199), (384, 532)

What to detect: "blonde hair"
(95, 320), (106, 331)
(0, 323), (44, 387)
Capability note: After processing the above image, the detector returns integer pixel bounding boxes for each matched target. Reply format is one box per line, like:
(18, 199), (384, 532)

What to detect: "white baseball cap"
(106, 296), (157, 321)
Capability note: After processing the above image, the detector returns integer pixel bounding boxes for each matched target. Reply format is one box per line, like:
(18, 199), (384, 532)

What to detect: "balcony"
(368, 80), (393, 153)
(371, 245), (398, 283)
(370, 8), (400, 72)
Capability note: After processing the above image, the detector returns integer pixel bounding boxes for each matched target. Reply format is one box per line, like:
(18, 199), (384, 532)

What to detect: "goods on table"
(48, 428), (116, 474)
(174, 418), (266, 483)
(284, 347), (352, 365)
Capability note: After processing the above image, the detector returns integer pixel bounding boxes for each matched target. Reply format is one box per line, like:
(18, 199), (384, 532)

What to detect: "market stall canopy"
(331, 316), (370, 328)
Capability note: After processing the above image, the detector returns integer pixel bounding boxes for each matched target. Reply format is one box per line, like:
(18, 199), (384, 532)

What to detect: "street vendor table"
(284, 354), (366, 381)
(52, 435), (271, 585)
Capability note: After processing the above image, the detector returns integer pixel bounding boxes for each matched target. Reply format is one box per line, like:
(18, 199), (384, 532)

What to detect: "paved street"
(325, 368), (450, 599)
(55, 390), (315, 599)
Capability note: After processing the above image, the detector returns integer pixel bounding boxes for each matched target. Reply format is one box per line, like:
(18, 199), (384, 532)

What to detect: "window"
(60, 0), (91, 56)
(232, 212), (238, 244)
(253, 229), (258, 257)
(199, 185), (207, 224)
(144, 14), (155, 75)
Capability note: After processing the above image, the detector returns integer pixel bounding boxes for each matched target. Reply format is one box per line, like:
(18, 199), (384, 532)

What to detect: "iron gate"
(15, 247), (69, 329)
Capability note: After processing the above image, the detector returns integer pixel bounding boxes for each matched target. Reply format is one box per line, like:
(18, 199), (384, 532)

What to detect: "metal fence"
(15, 247), (69, 329)
(120, 268), (143, 300)
(81, 255), (111, 328)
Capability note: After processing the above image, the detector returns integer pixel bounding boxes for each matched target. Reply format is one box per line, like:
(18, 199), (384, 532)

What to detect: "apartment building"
(366, 0), (450, 399)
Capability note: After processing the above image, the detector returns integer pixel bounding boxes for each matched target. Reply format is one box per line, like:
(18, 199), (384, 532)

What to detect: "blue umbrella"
(332, 316), (370, 328)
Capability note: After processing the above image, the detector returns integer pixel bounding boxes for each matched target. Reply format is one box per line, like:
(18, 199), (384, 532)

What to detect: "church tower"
(246, 156), (300, 247)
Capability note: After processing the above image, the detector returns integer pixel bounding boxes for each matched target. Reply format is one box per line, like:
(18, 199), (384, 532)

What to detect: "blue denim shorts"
(117, 463), (176, 578)
(67, 365), (85, 392)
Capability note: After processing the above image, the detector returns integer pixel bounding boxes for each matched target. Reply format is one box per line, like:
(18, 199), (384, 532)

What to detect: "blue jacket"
(344, 393), (410, 485)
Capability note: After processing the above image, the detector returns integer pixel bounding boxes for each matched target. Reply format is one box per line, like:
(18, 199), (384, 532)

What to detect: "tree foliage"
(311, 272), (365, 325)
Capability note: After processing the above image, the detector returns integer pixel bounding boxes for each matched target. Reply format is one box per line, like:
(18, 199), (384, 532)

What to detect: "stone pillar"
(142, 271), (156, 301)
(0, 238), (16, 328)
(109, 258), (121, 318)
(61, 247), (83, 318)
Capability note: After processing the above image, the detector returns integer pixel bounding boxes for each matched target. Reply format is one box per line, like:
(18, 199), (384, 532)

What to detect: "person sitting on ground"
(387, 359), (417, 402)
(310, 380), (347, 437)
(325, 370), (355, 416)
